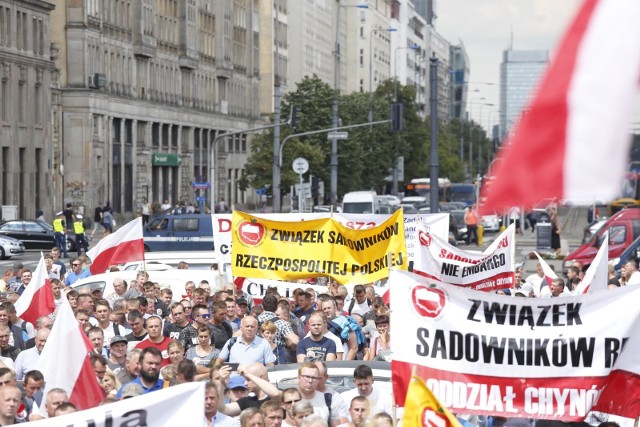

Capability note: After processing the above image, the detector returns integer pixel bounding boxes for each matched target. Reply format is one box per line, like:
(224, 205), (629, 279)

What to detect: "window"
(173, 218), (198, 232)
(359, 49), (364, 67)
(1, 222), (23, 232)
(24, 222), (45, 232)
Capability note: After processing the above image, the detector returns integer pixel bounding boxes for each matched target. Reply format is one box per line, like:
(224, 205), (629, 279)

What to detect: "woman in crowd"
(185, 324), (220, 375)
(365, 315), (390, 361)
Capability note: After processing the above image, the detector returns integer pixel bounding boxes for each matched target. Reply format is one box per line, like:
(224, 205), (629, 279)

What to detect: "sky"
(435, 0), (584, 129)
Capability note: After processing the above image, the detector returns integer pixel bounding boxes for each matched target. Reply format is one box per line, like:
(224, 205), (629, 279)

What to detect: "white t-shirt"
(348, 300), (370, 317)
(340, 384), (393, 417)
(628, 271), (640, 286)
(525, 273), (546, 297)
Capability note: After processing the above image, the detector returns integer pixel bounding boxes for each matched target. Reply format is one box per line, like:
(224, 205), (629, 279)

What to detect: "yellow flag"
(402, 376), (462, 427)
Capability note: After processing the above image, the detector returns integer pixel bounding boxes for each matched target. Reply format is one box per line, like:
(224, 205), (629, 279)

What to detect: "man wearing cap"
(107, 336), (128, 377)
(120, 382), (144, 400)
(116, 347), (164, 398)
(235, 298), (248, 322)
(73, 214), (89, 256)
(52, 211), (68, 258)
(226, 375), (249, 403)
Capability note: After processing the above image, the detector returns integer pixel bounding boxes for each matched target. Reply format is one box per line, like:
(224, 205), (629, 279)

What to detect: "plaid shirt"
(257, 311), (294, 347)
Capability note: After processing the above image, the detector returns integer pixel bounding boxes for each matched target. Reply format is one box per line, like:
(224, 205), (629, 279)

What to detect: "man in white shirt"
(624, 260), (640, 286)
(339, 365), (392, 417)
(525, 263), (546, 297)
(347, 286), (370, 317)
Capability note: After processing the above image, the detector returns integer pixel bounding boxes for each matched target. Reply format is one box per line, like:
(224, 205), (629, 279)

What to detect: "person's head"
(320, 298), (337, 320)
(69, 258), (83, 275)
(262, 294), (279, 313)
(241, 316), (258, 342)
(0, 368), (16, 387)
(374, 314), (390, 336)
(23, 370), (44, 398)
(91, 354), (108, 381)
(308, 311), (327, 339)
(113, 278), (127, 296)
(236, 298), (249, 317)
(35, 328), (50, 353)
(212, 301), (227, 325)
(0, 325), (10, 351)
(161, 288), (174, 306)
(240, 407), (264, 427)
(297, 362), (320, 394)
(261, 399), (284, 427)
(44, 388), (69, 417)
(261, 321), (277, 343)
(54, 402), (77, 416)
(349, 396), (370, 426)
(535, 263), (544, 276)
(225, 298), (238, 319)
(191, 304), (209, 326)
(87, 327), (105, 353)
(175, 359), (197, 384)
(166, 340), (185, 365)
(50, 279), (63, 299)
(94, 299), (111, 324)
(371, 412), (394, 427)
(184, 281), (196, 298)
(197, 324), (212, 346)
(170, 302), (187, 325)
(77, 294), (95, 313)
(292, 400), (314, 426)
(125, 348), (142, 377)
(0, 385), (22, 421)
(365, 285), (375, 301)
(275, 303), (290, 321)
(139, 347), (162, 383)
(145, 315), (163, 340)
(281, 388), (302, 418)
(296, 292), (311, 311)
(136, 271), (149, 287)
(191, 288), (207, 306)
(101, 371), (118, 394)
(109, 336), (128, 360)
(550, 278), (565, 297)
(353, 365), (374, 397)
(74, 309), (90, 331)
(204, 382), (220, 418)
(126, 310), (145, 336)
(353, 285), (367, 304)
(20, 269), (32, 286)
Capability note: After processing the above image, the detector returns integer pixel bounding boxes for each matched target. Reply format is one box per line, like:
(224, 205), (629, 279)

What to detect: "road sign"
(292, 157), (309, 174)
(255, 187), (267, 196)
(196, 196), (206, 202)
(327, 131), (349, 140)
(192, 181), (210, 190)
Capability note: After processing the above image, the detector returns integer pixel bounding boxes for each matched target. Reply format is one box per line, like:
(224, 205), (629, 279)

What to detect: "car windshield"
(342, 203), (373, 214)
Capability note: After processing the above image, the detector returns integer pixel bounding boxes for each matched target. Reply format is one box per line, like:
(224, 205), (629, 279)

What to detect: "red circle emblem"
(238, 221), (266, 246)
(421, 407), (449, 427)
(412, 285), (446, 318)
(418, 231), (432, 247)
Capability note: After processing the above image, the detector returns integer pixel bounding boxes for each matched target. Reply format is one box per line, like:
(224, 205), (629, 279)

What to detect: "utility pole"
(429, 54), (439, 214)
(330, 1), (341, 206)
(272, 3), (282, 212)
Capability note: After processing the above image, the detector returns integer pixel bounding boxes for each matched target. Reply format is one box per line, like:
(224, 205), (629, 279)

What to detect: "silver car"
(0, 236), (25, 259)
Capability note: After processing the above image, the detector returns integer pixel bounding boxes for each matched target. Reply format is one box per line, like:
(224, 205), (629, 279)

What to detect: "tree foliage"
(240, 75), (495, 202)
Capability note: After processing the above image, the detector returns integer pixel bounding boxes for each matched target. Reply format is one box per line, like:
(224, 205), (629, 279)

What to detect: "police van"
(143, 213), (214, 251)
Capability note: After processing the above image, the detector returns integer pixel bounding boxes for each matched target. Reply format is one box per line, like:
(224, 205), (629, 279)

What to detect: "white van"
(342, 191), (380, 214)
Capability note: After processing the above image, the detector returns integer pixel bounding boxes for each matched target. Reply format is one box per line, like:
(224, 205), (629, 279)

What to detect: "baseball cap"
(110, 335), (128, 346)
(228, 375), (248, 390)
(121, 382), (144, 399)
(236, 297), (247, 306)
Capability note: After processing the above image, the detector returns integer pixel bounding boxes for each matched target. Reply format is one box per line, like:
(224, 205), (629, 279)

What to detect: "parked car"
(481, 214), (502, 232)
(0, 236), (25, 259)
(144, 213), (214, 252)
(0, 220), (75, 252)
(449, 209), (468, 242)
(440, 202), (467, 212)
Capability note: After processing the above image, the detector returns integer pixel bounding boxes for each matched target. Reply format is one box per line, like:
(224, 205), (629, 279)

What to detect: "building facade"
(499, 49), (548, 140)
(449, 42), (469, 120)
(50, 0), (262, 220)
(0, 0), (55, 220)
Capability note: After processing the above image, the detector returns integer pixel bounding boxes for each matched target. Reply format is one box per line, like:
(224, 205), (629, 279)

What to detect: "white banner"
(213, 213), (449, 267)
(413, 224), (515, 291)
(26, 382), (204, 426)
(390, 269), (640, 420)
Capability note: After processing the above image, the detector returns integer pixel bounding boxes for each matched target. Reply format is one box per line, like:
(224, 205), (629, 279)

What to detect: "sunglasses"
(284, 398), (301, 404)
(199, 313), (211, 319)
(72, 263), (81, 267)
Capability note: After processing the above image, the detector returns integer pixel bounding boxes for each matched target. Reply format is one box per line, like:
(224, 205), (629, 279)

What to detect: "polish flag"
(35, 297), (104, 410)
(87, 217), (144, 274)
(481, 0), (640, 213)
(15, 254), (55, 325)
(533, 251), (559, 287)
(574, 231), (609, 294)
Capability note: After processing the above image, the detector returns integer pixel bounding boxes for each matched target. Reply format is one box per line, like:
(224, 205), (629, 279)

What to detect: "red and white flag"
(35, 297), (104, 410)
(15, 253), (54, 325)
(481, 0), (640, 213)
(533, 251), (559, 287)
(573, 231), (609, 294)
(87, 217), (144, 274)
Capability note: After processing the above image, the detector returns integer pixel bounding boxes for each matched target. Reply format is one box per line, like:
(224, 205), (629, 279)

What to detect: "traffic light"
(390, 103), (404, 132)
(289, 106), (300, 129)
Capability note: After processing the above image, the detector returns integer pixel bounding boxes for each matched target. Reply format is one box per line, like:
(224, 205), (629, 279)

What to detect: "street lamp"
(331, 1), (369, 206)
(368, 27), (396, 123)
(393, 43), (420, 102)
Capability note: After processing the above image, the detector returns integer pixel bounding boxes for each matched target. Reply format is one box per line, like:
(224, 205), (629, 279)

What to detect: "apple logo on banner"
(412, 285), (446, 318)
(418, 230), (431, 247)
(238, 220), (266, 246)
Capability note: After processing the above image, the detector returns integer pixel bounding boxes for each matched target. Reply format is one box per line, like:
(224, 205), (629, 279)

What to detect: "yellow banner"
(402, 376), (462, 427)
(231, 210), (407, 285)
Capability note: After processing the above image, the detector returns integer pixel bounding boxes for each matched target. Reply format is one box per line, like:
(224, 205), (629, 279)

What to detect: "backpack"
(222, 337), (238, 361)
(328, 315), (367, 354)
(324, 392), (333, 425)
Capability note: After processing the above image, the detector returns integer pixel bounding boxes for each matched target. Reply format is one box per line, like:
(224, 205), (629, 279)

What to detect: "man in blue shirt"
(64, 258), (91, 286)
(115, 347), (164, 398)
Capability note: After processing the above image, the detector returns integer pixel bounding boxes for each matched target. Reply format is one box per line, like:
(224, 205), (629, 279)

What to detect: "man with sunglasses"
(281, 388), (302, 427)
(64, 258), (91, 286)
(179, 304), (213, 352)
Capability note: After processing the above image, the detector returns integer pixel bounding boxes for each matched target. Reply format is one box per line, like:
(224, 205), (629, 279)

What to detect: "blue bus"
(448, 183), (476, 207)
